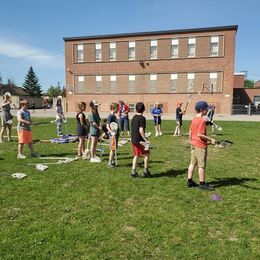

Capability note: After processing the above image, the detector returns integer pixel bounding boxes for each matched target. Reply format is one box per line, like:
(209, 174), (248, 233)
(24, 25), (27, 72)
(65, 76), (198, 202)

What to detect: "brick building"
(64, 25), (238, 114)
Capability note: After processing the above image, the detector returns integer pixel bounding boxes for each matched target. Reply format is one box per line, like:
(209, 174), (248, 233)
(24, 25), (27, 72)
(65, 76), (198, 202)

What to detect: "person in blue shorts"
(151, 102), (163, 137)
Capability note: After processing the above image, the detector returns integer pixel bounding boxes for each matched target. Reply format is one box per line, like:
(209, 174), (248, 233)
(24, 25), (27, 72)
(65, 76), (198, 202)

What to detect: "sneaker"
(187, 180), (198, 188)
(17, 154), (26, 159)
(142, 171), (153, 178)
(159, 132), (163, 136)
(107, 163), (116, 168)
(90, 157), (101, 163)
(130, 172), (139, 178)
(199, 183), (215, 191)
(31, 153), (40, 158)
(155, 132), (159, 137)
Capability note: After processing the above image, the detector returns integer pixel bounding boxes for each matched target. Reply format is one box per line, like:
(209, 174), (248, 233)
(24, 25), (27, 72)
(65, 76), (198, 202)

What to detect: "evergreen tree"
(23, 66), (42, 96)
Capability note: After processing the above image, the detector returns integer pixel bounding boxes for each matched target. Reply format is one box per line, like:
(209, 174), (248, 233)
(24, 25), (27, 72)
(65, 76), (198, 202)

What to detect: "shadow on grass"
(209, 177), (259, 190)
(152, 168), (187, 178)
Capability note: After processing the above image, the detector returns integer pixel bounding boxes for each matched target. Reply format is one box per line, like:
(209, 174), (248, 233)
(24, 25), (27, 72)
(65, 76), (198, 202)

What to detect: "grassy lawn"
(0, 118), (259, 259)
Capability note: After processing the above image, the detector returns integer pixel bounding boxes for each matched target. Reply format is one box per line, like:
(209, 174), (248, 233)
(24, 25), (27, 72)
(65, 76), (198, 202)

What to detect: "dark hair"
(136, 102), (145, 113)
(56, 99), (61, 106)
(78, 102), (86, 112)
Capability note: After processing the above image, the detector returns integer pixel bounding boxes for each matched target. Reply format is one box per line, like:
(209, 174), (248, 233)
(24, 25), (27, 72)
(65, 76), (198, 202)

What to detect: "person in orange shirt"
(187, 101), (216, 190)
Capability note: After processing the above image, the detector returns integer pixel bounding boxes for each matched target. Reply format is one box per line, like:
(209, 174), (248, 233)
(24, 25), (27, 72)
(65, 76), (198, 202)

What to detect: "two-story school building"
(63, 25), (238, 114)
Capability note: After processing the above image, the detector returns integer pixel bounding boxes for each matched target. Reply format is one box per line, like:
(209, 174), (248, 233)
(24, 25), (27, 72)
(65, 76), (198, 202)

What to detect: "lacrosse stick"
(184, 94), (193, 111)
(110, 122), (118, 165)
(0, 172), (27, 179)
(213, 122), (222, 131)
(140, 141), (150, 151)
(214, 140), (233, 148)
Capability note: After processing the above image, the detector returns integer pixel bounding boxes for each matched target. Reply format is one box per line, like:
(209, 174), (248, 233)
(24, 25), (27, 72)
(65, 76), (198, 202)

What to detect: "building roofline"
(63, 25), (238, 41)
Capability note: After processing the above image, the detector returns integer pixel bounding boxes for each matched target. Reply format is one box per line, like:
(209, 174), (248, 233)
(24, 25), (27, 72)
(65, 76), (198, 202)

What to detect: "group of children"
(1, 94), (217, 190)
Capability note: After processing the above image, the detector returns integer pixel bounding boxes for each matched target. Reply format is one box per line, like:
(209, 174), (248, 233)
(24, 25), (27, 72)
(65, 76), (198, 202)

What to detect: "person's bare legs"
(188, 163), (195, 179)
(144, 154), (149, 171)
(0, 125), (6, 142)
(132, 156), (138, 172)
(7, 125), (12, 141)
(18, 143), (24, 155)
(90, 136), (98, 158)
(28, 143), (35, 155)
(198, 167), (205, 182)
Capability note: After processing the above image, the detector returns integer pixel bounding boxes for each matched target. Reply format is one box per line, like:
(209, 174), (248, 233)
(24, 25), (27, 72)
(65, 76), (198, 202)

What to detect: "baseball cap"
(90, 100), (100, 107)
(195, 101), (209, 112)
(177, 102), (183, 106)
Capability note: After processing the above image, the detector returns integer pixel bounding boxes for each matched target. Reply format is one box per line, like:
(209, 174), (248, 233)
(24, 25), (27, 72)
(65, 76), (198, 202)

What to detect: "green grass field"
(0, 118), (259, 259)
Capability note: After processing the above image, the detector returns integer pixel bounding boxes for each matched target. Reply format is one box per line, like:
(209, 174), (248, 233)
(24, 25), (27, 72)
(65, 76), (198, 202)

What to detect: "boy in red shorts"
(17, 100), (37, 159)
(187, 101), (216, 190)
(130, 102), (152, 178)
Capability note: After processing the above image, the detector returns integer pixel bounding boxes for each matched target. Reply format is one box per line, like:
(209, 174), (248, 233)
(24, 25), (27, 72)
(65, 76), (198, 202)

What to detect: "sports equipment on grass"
(12, 173), (27, 179)
(215, 140), (233, 148)
(211, 194), (221, 201)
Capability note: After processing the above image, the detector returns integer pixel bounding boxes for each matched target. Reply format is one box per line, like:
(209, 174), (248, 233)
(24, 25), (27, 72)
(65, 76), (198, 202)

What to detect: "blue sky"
(0, 0), (259, 91)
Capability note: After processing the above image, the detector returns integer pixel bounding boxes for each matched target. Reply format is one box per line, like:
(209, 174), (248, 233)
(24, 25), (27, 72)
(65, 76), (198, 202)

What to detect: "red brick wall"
(233, 74), (245, 88)
(64, 28), (237, 115)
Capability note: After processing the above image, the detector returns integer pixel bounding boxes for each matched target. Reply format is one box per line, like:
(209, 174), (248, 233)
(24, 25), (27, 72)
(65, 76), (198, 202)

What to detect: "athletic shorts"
(18, 129), (33, 144)
(153, 117), (161, 125)
(132, 143), (150, 156)
(190, 145), (207, 168)
(176, 119), (182, 126)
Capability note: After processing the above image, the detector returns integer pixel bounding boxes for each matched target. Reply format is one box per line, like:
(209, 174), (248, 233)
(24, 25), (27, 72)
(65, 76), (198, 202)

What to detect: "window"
(95, 43), (102, 61)
(128, 41), (135, 60)
(210, 36), (219, 56)
(96, 76), (102, 93)
(109, 43), (116, 61)
(150, 40), (157, 59)
(77, 76), (85, 93)
(171, 39), (179, 58)
(170, 74), (178, 93)
(128, 75), (135, 93)
(110, 75), (117, 93)
(187, 73), (195, 92)
(129, 103), (135, 112)
(150, 74), (157, 93)
(209, 72), (218, 92)
(77, 44), (84, 62)
(188, 38), (196, 58)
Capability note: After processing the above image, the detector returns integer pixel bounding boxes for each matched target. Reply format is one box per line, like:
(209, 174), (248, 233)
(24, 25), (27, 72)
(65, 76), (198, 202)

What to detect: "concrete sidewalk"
(14, 109), (260, 122)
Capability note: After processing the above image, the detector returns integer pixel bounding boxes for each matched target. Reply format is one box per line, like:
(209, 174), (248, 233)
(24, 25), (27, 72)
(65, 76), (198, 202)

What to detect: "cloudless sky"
(0, 0), (260, 90)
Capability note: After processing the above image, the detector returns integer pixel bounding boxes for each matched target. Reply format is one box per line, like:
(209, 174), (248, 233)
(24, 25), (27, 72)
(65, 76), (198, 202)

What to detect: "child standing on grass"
(17, 100), (37, 159)
(106, 102), (119, 168)
(55, 99), (64, 136)
(174, 102), (186, 136)
(0, 92), (13, 143)
(130, 102), (152, 178)
(76, 102), (88, 158)
(151, 102), (163, 137)
(187, 101), (216, 190)
(89, 100), (102, 163)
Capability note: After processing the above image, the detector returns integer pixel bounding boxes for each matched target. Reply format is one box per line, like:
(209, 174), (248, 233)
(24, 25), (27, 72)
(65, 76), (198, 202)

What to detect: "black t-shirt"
(131, 114), (146, 144)
(176, 107), (183, 120)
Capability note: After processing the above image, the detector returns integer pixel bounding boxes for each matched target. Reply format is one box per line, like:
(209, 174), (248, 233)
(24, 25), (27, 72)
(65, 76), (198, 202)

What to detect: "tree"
(46, 85), (63, 98)
(23, 66), (42, 96)
(244, 79), (254, 88)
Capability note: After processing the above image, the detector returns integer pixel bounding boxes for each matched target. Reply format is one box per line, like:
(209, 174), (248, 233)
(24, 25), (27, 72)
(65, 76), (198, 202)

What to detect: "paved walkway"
(17, 109), (260, 122)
